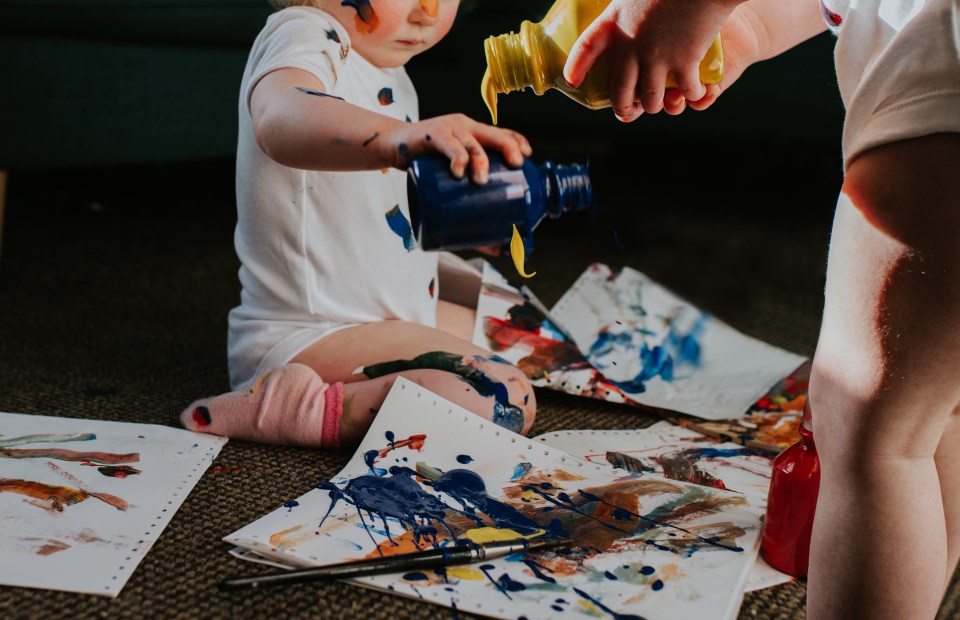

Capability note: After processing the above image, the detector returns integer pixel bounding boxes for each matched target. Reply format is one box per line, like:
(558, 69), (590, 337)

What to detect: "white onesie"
(228, 7), (439, 389)
(820, 0), (960, 167)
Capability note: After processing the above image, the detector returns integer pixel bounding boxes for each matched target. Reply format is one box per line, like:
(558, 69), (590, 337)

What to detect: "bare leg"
(291, 319), (536, 448)
(807, 134), (960, 620)
(937, 410), (960, 589)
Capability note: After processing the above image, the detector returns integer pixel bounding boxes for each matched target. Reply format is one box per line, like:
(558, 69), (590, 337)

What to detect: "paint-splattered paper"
(0, 412), (226, 596)
(664, 361), (810, 454)
(549, 263), (807, 420)
(473, 261), (643, 405)
(533, 422), (795, 592)
(225, 378), (764, 620)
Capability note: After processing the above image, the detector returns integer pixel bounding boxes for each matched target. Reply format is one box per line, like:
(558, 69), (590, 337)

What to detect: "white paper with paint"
(0, 412), (227, 596)
(550, 263), (807, 420)
(533, 422), (794, 591)
(472, 262), (641, 405)
(226, 379), (764, 620)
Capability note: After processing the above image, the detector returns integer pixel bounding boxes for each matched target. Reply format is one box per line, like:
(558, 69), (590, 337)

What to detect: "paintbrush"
(219, 537), (568, 591)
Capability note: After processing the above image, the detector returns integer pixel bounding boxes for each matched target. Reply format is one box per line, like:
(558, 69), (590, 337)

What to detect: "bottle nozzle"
(542, 161), (592, 217)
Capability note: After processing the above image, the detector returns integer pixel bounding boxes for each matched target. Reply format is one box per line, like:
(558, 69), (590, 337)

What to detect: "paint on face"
(419, 0), (439, 18)
(96, 465), (141, 478)
(385, 205), (417, 251)
(378, 87), (394, 105)
(294, 86), (345, 101)
(362, 132), (380, 147)
(361, 352), (526, 433)
(341, 0), (380, 33)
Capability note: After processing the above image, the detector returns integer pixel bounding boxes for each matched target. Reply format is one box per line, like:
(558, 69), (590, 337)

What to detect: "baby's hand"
(382, 114), (532, 184)
(564, 0), (742, 121)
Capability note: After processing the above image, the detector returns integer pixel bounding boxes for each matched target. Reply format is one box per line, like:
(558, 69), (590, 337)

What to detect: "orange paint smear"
(419, 0), (439, 17)
(0, 478), (128, 512)
(378, 434), (427, 458)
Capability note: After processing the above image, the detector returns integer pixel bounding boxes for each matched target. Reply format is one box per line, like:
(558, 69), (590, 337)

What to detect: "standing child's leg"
(807, 133), (960, 620)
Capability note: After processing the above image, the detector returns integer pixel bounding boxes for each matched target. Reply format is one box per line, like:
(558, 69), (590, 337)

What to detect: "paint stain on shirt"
(378, 87), (394, 106)
(385, 205), (417, 251)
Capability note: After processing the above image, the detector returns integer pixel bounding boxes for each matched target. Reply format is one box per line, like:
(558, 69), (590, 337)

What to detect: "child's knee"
(502, 366), (537, 436)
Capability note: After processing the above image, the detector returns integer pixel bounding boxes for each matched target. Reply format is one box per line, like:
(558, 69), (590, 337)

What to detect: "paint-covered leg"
(180, 363), (344, 448)
(360, 351), (534, 434)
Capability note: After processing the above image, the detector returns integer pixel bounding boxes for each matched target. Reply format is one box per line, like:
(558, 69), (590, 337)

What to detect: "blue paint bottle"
(406, 150), (592, 252)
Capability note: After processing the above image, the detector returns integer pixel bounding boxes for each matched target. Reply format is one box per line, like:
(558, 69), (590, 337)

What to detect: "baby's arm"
(250, 68), (531, 184)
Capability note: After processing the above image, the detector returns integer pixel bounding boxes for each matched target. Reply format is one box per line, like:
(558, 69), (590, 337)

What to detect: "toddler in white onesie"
(182, 0), (537, 450)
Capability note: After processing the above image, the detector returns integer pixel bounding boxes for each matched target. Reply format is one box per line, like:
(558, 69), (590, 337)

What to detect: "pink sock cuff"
(321, 382), (344, 449)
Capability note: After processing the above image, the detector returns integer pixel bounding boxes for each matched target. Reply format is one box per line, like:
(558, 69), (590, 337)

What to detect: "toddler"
(182, 0), (537, 449)
(564, 1), (960, 618)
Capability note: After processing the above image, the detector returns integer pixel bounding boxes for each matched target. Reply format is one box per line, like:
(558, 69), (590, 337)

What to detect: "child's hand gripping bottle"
(760, 399), (821, 578)
(406, 150), (592, 277)
(481, 0), (725, 124)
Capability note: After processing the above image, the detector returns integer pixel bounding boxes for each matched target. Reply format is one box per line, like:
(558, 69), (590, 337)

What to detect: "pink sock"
(180, 363), (344, 449)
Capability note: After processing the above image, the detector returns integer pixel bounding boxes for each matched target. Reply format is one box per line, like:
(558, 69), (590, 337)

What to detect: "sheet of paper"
(0, 412), (227, 596)
(226, 379), (764, 620)
(533, 422), (794, 591)
(550, 263), (807, 420)
(472, 261), (646, 405)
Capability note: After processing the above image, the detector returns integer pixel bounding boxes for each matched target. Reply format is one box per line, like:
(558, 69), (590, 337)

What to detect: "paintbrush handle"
(219, 545), (475, 591)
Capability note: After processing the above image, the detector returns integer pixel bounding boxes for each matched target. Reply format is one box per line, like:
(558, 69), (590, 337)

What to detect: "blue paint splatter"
(511, 462), (533, 480)
(456, 455), (473, 464)
(385, 431), (395, 450)
(403, 572), (429, 581)
(363, 449), (387, 476)
(651, 579), (664, 591)
(283, 500), (300, 511)
(639, 565), (656, 575)
(385, 205), (416, 251)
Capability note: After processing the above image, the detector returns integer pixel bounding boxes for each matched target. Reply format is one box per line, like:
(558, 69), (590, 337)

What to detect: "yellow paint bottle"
(481, 0), (724, 124)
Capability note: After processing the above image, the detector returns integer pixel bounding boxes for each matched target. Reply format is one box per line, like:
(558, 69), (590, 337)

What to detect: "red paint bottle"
(760, 399), (821, 578)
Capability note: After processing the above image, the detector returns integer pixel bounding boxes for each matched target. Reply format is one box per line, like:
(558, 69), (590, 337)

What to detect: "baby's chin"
(354, 44), (430, 69)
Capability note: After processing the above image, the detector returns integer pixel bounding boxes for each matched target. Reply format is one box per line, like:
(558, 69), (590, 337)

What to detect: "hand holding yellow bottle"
(482, 0), (730, 124)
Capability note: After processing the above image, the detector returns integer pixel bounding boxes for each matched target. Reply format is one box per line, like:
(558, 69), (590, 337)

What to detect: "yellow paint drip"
(510, 224), (536, 278)
(481, 68), (498, 125)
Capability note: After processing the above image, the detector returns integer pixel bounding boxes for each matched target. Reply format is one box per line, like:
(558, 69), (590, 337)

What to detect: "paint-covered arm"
(250, 68), (532, 184)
